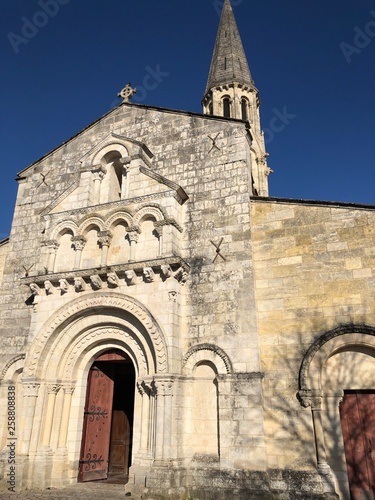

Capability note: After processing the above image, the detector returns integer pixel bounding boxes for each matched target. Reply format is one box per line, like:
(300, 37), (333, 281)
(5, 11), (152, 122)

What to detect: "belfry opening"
(78, 349), (136, 484)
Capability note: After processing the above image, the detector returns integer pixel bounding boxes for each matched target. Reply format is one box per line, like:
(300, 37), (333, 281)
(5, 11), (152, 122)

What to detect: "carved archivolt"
(79, 215), (106, 234)
(50, 220), (78, 241)
(182, 343), (233, 375)
(298, 324), (375, 403)
(0, 354), (25, 382)
(23, 292), (168, 379)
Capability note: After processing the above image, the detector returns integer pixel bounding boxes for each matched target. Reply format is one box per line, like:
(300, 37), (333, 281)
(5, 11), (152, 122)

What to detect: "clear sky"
(1, 0), (374, 239)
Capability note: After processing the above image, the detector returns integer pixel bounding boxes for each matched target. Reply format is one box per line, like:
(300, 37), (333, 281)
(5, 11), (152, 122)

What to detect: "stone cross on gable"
(118, 83), (137, 103)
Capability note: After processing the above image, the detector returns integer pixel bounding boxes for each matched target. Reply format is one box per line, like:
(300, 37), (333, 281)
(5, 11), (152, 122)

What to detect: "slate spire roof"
(205, 0), (254, 93)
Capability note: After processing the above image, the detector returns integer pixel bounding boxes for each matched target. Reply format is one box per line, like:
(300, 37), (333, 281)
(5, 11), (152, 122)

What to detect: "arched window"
(223, 97), (231, 118)
(55, 230), (75, 272)
(100, 151), (125, 203)
(241, 98), (249, 121)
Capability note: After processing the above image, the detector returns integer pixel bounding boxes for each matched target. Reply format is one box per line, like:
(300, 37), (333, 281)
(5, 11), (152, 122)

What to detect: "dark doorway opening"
(78, 349), (135, 484)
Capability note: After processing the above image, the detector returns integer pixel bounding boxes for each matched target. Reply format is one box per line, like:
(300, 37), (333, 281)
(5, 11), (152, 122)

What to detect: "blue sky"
(1, 0), (374, 239)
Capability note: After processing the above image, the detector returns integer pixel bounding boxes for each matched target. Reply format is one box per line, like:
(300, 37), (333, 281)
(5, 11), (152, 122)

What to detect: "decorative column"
(137, 379), (156, 456)
(42, 384), (61, 448)
(57, 384), (75, 449)
(299, 392), (328, 468)
(45, 240), (59, 273)
(91, 165), (106, 205)
(153, 377), (174, 463)
(127, 227), (140, 262)
(120, 159), (131, 199)
(153, 225), (163, 257)
(18, 382), (40, 455)
(71, 236), (86, 270)
(98, 231), (112, 267)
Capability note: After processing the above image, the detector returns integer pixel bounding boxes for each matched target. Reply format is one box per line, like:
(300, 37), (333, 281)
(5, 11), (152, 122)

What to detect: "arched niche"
(298, 325), (375, 499)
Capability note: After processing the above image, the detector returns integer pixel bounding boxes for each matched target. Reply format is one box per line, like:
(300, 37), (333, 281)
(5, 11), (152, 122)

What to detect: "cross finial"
(118, 83), (137, 103)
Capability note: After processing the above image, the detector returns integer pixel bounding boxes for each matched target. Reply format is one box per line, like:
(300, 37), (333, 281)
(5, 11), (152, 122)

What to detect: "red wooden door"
(340, 391), (375, 499)
(78, 364), (114, 482)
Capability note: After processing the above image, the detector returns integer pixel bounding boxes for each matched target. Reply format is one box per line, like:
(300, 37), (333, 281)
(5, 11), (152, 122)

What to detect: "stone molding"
(23, 292), (168, 378)
(21, 256), (190, 292)
(182, 343), (233, 375)
(299, 323), (375, 395)
(0, 354), (26, 382)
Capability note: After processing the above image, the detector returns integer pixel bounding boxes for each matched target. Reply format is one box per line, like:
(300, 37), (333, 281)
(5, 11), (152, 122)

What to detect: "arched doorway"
(78, 349), (136, 483)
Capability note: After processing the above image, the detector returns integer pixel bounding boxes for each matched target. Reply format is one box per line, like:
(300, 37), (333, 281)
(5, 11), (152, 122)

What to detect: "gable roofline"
(0, 237), (10, 246)
(16, 102), (248, 178)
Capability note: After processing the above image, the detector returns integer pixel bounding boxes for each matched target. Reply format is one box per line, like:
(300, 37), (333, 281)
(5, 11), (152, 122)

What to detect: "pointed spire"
(205, 0), (254, 93)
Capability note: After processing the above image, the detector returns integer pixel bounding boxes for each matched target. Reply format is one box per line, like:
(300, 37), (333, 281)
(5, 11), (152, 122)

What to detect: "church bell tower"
(203, 0), (270, 196)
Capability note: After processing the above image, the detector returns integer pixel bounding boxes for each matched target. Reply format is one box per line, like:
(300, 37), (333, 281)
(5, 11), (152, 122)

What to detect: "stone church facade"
(0, 1), (374, 498)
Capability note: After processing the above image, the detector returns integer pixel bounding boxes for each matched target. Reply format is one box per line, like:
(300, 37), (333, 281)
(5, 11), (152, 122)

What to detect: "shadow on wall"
(262, 325), (375, 499)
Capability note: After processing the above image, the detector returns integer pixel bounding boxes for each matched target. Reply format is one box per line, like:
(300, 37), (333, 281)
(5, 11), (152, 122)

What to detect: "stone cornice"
(21, 255), (190, 287)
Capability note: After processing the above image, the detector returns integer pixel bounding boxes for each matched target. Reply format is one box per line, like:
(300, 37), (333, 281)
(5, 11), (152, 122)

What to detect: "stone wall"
(251, 197), (375, 496)
(0, 240), (8, 287)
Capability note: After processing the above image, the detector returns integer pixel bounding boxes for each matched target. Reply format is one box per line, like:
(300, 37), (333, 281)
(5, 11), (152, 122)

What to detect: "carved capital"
(154, 378), (174, 397)
(62, 384), (75, 395)
(45, 239), (59, 251)
(98, 231), (112, 247)
(298, 390), (323, 410)
(91, 164), (107, 181)
(47, 384), (62, 395)
(154, 226), (163, 239)
(71, 236), (86, 251)
(23, 383), (40, 397)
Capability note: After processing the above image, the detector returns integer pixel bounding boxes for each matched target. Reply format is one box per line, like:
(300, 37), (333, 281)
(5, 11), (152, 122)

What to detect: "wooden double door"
(340, 391), (375, 499)
(78, 350), (135, 482)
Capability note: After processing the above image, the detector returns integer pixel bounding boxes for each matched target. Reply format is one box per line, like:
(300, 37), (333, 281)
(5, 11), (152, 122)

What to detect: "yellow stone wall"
(0, 240), (8, 286)
(251, 199), (375, 474)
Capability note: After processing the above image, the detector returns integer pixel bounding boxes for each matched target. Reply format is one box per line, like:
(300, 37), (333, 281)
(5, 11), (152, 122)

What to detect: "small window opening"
(241, 98), (248, 121)
(223, 98), (231, 118)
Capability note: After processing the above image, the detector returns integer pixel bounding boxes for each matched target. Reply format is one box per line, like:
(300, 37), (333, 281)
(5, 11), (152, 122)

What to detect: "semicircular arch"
(24, 292), (168, 380)
(299, 324), (375, 393)
(182, 343), (232, 375)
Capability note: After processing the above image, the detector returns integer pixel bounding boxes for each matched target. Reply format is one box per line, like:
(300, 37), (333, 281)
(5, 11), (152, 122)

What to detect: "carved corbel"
(44, 280), (54, 295)
(59, 279), (69, 294)
(173, 266), (189, 284)
(107, 272), (120, 288)
(29, 283), (41, 296)
(161, 265), (173, 279)
(74, 277), (86, 292)
(90, 275), (102, 290)
(125, 270), (137, 286)
(143, 267), (155, 283)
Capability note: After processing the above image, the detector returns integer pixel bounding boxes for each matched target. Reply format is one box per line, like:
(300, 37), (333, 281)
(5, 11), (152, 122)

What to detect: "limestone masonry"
(0, 1), (374, 498)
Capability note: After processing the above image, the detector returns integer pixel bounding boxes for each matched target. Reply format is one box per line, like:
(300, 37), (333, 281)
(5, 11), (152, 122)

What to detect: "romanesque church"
(1, 1), (374, 498)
